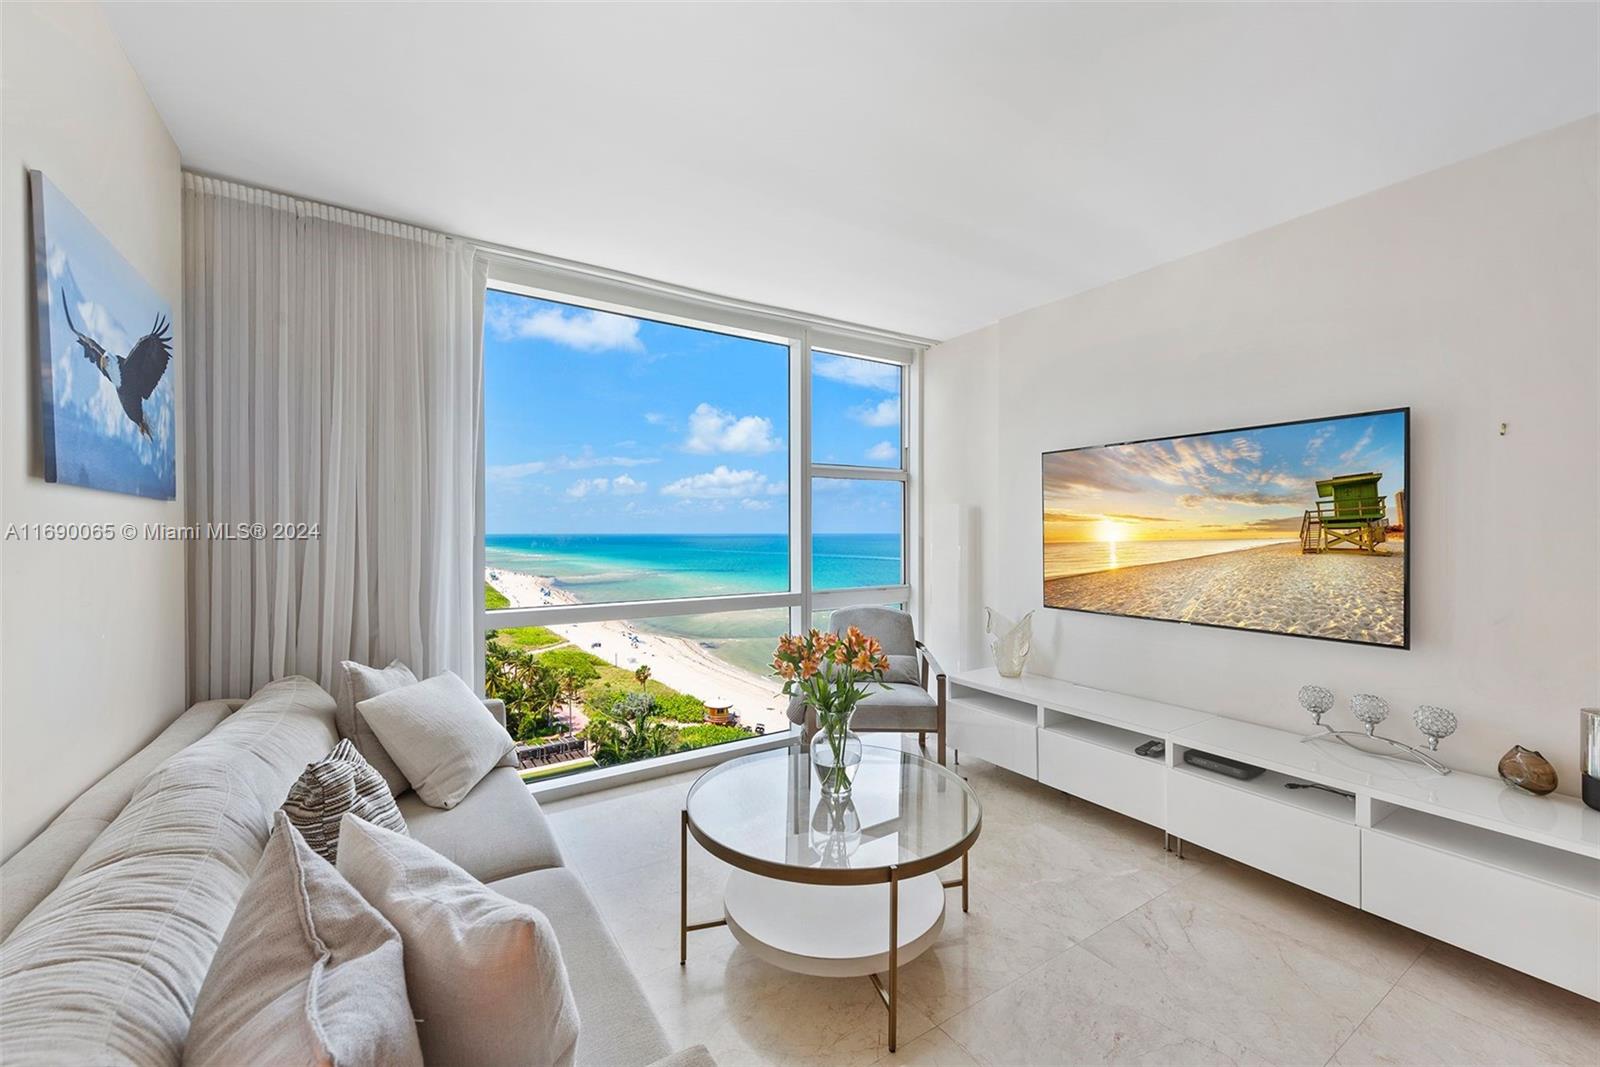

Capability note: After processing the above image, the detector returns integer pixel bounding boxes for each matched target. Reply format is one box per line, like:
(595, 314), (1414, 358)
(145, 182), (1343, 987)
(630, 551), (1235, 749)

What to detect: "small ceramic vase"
(1497, 745), (1558, 796)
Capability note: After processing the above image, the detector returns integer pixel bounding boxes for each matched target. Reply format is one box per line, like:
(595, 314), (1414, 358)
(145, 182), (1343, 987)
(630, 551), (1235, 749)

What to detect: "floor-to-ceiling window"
(479, 265), (919, 783)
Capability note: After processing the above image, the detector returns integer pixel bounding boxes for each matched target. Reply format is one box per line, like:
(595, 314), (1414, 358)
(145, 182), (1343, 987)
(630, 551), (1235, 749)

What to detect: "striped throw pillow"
(282, 739), (408, 862)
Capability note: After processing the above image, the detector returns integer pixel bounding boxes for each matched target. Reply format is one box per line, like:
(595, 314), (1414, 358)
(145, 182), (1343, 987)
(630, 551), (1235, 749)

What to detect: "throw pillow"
(336, 658), (418, 795)
(356, 670), (517, 809)
(282, 738), (409, 862)
(337, 814), (581, 1067)
(184, 812), (422, 1067)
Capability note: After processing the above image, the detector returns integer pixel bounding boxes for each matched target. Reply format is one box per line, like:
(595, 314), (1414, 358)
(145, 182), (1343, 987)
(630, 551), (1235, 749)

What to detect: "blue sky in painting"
(484, 290), (903, 535)
(1043, 410), (1407, 542)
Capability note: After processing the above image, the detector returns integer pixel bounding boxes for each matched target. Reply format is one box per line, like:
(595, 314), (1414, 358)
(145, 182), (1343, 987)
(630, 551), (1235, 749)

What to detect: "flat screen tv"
(1042, 407), (1409, 648)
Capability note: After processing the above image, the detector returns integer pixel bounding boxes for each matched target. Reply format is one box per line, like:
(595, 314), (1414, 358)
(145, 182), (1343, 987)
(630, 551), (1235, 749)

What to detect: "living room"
(1, 3), (1596, 1066)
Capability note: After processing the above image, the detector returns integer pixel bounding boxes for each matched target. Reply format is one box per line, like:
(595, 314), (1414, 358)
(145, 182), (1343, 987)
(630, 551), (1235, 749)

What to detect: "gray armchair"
(785, 606), (948, 765)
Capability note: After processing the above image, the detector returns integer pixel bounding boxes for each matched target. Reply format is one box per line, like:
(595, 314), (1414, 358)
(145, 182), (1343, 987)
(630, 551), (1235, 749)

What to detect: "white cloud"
(611, 473), (647, 495)
(683, 403), (782, 455)
(566, 473), (647, 498)
(739, 498), (773, 511)
(486, 302), (643, 353)
(853, 398), (900, 427)
(660, 466), (770, 499)
(865, 441), (898, 462)
(1339, 426), (1375, 464)
(487, 450), (657, 482)
(566, 477), (610, 498)
(644, 412), (670, 425)
(814, 353), (899, 391)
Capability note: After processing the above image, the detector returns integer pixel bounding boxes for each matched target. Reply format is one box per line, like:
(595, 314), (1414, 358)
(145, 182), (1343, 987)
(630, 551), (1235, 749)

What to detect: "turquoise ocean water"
(485, 533), (901, 677)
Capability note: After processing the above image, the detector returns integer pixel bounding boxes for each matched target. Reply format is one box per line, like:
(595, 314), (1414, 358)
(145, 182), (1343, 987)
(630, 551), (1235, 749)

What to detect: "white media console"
(945, 667), (1600, 1000)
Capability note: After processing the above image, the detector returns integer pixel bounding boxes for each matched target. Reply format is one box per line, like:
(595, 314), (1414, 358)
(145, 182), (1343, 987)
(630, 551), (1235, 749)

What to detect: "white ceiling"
(105, 2), (1597, 341)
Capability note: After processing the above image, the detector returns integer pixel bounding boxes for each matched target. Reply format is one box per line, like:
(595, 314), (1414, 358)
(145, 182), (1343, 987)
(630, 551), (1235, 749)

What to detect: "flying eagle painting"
(63, 296), (171, 439)
(31, 171), (176, 499)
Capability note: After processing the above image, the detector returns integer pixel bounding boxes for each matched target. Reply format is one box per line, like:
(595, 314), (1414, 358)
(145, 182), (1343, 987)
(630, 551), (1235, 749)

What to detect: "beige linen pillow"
(184, 812), (422, 1067)
(338, 814), (581, 1067)
(337, 658), (418, 794)
(282, 738), (409, 862)
(357, 670), (517, 809)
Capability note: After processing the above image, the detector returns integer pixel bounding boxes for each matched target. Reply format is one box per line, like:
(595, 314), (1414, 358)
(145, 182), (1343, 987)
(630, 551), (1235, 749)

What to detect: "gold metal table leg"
(680, 809), (688, 965)
(888, 864), (899, 1053)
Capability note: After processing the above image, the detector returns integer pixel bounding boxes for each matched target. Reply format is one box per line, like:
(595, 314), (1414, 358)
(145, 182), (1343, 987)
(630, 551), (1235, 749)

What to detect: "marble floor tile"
(1075, 885), (1396, 1065)
(887, 886), (1079, 1025)
(874, 1026), (981, 1066)
(1179, 859), (1427, 983)
(579, 848), (735, 976)
(941, 943), (1268, 1066)
(1390, 942), (1600, 1066)
(637, 934), (938, 1066)
(1328, 983), (1590, 1067)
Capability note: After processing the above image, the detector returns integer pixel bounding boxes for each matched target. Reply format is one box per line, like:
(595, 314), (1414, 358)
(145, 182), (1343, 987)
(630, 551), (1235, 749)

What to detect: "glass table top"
(685, 745), (982, 882)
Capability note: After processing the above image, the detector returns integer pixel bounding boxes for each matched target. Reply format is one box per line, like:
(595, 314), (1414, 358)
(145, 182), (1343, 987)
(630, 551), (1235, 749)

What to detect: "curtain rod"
(181, 168), (937, 350)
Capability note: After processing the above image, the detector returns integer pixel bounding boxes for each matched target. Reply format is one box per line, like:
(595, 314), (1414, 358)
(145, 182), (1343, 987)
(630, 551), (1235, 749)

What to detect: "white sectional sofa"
(0, 675), (704, 1067)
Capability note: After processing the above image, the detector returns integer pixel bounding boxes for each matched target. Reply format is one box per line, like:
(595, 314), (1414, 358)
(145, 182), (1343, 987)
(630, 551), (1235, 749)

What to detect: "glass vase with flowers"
(772, 626), (890, 798)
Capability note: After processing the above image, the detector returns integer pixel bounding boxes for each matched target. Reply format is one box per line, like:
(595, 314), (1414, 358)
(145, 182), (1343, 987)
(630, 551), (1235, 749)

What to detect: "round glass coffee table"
(680, 745), (982, 1052)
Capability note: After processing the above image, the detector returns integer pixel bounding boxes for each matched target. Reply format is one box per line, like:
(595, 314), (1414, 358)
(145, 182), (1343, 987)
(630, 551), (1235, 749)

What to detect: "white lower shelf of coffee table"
(722, 869), (946, 978)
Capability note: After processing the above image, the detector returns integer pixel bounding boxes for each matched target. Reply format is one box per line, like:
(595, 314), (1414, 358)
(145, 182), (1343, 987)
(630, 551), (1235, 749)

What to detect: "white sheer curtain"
(183, 175), (486, 700)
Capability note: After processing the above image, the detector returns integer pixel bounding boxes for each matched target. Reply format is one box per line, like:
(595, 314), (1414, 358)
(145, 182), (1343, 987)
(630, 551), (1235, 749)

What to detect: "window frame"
(474, 256), (922, 785)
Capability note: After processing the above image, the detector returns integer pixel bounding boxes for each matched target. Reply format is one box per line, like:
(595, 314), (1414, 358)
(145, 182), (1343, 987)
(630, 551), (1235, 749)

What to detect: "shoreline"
(1044, 539), (1406, 646)
(485, 567), (788, 732)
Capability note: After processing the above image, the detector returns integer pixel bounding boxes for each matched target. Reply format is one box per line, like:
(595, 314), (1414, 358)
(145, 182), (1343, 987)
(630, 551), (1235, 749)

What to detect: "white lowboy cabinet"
(946, 667), (1600, 1000)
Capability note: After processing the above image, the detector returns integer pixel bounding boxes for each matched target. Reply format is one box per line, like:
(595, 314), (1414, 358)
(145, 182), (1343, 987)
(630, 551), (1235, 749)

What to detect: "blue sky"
(484, 291), (903, 535)
(1043, 411), (1407, 542)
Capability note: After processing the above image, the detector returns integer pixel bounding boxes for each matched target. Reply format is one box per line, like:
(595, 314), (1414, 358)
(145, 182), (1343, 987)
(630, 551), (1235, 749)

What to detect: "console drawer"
(1038, 726), (1163, 826)
(1167, 766), (1360, 905)
(946, 694), (1037, 778)
(1362, 820), (1599, 1000)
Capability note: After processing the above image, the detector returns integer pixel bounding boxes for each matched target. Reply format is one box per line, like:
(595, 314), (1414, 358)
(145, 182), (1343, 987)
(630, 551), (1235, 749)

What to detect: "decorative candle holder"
(1298, 685), (1335, 728)
(1299, 690), (1453, 775)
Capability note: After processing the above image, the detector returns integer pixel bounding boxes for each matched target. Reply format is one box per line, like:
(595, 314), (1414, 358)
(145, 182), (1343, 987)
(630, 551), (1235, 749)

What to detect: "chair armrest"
(483, 697), (508, 730)
(915, 641), (946, 686)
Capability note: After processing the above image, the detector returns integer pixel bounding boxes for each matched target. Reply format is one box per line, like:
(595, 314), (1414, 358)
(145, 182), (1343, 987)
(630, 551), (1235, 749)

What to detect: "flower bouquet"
(772, 626), (890, 797)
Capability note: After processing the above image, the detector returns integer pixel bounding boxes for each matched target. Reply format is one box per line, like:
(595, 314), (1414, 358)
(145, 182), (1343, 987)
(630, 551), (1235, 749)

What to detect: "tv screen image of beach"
(1041, 408), (1409, 648)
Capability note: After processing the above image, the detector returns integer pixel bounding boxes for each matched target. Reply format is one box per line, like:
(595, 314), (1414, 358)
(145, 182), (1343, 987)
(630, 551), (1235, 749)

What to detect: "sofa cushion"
(785, 682), (936, 731)
(0, 699), (240, 942)
(489, 866), (672, 1067)
(338, 815), (580, 1067)
(281, 738), (408, 862)
(0, 676), (338, 1067)
(185, 813), (422, 1067)
(337, 658), (419, 795)
(398, 766), (564, 882)
(358, 671), (517, 809)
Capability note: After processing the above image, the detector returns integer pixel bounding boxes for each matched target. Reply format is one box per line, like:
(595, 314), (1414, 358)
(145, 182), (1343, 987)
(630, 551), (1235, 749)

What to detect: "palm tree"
(634, 664), (652, 690)
(584, 692), (677, 766)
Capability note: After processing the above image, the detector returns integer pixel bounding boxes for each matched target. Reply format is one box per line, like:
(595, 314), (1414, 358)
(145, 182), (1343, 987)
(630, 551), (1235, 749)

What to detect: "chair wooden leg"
(918, 731), (927, 748)
(938, 728), (947, 766)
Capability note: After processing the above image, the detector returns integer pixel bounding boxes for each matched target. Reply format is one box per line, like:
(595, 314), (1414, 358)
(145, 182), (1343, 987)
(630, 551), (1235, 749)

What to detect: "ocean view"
(485, 532), (902, 679)
(1044, 537), (1296, 580)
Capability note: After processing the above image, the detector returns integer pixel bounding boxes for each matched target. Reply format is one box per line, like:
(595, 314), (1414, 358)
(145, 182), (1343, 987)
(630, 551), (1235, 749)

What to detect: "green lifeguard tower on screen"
(1300, 472), (1388, 553)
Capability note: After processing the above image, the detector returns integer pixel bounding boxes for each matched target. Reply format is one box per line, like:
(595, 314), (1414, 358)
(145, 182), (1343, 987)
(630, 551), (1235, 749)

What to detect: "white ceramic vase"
(985, 607), (1034, 678)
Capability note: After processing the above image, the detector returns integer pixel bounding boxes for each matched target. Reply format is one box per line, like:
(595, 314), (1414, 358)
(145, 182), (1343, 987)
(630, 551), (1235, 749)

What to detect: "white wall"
(924, 117), (1599, 792)
(0, 2), (186, 859)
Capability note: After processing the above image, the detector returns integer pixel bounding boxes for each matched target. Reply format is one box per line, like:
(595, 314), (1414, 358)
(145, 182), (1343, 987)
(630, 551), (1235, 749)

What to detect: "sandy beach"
(1044, 540), (1406, 646)
(486, 568), (788, 732)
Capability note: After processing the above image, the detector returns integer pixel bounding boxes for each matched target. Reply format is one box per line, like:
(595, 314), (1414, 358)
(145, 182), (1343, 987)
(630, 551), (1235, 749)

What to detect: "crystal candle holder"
(1350, 693), (1390, 735)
